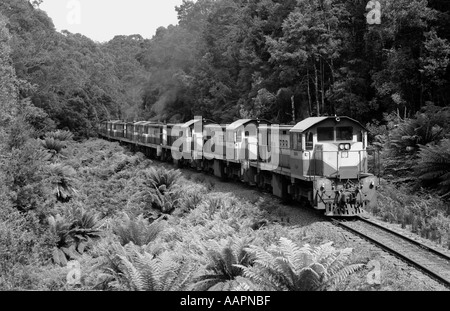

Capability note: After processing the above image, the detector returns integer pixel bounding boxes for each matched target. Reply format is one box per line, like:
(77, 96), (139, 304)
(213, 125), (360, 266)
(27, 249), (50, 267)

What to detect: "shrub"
(4, 139), (53, 213)
(0, 200), (57, 289)
(370, 182), (450, 247)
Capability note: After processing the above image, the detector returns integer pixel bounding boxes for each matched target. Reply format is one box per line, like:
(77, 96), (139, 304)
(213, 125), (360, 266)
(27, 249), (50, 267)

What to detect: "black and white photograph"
(0, 0), (449, 299)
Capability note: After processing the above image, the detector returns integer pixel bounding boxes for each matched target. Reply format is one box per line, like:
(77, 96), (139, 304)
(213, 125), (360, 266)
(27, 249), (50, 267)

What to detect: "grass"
(365, 180), (450, 249)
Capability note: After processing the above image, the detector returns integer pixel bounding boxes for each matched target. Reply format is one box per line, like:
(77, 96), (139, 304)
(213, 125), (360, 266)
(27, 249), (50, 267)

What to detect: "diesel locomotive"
(100, 116), (378, 217)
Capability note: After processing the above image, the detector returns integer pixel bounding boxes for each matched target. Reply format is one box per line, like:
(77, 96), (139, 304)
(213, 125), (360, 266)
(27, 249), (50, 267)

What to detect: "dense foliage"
(1, 0), (449, 129)
(1, 0), (449, 291)
(0, 136), (366, 290)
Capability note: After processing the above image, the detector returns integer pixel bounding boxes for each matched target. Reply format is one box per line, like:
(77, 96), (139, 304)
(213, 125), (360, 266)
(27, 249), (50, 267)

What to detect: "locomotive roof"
(138, 121), (157, 126)
(290, 116), (366, 133)
(227, 119), (271, 131)
(181, 119), (202, 128)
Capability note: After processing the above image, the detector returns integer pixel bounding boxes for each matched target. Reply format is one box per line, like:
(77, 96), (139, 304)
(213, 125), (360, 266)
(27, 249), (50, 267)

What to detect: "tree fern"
(389, 105), (449, 156)
(190, 238), (254, 291)
(145, 187), (182, 216)
(238, 238), (364, 291)
(40, 138), (66, 155)
(114, 249), (195, 291)
(48, 207), (102, 265)
(416, 139), (450, 198)
(45, 130), (74, 142)
(383, 104), (450, 178)
(113, 213), (165, 246)
(44, 163), (78, 202)
(142, 167), (181, 191)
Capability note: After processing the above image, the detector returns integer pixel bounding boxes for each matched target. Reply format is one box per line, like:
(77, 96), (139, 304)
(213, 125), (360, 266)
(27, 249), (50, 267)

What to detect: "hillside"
(0, 0), (449, 293)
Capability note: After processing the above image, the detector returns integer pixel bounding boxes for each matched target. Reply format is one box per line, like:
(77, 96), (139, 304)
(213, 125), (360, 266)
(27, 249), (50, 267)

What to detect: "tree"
(419, 29), (450, 105)
(266, 0), (350, 117)
(0, 13), (18, 148)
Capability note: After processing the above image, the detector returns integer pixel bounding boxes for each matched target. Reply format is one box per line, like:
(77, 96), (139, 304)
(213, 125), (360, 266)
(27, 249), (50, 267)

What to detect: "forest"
(0, 0), (449, 291)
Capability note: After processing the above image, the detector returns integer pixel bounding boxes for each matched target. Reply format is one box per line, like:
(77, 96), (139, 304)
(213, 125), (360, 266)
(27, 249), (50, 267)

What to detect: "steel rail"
(356, 216), (450, 261)
(332, 218), (450, 288)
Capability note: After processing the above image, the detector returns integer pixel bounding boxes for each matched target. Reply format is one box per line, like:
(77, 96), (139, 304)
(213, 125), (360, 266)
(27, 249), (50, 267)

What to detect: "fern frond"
(118, 255), (144, 291)
(277, 237), (301, 263)
(324, 263), (365, 289)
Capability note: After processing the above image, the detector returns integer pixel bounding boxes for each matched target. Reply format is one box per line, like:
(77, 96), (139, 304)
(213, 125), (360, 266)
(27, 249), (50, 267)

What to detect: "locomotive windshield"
(336, 127), (353, 141)
(316, 126), (354, 142)
(317, 127), (334, 141)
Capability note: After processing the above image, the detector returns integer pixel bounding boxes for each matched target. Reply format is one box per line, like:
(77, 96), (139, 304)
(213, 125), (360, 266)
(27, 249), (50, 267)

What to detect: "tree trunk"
(307, 68), (312, 117)
(291, 95), (295, 124)
(321, 59), (325, 114)
(313, 61), (320, 116)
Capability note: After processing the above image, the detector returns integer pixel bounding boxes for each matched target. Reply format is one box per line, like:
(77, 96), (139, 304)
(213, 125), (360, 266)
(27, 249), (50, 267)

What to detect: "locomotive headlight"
(345, 143), (351, 150)
(339, 144), (345, 150)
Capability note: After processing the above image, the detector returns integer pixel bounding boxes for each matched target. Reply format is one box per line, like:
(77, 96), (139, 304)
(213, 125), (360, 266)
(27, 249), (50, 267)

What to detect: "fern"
(45, 130), (74, 142)
(238, 238), (364, 291)
(113, 213), (165, 246)
(380, 104), (450, 178)
(115, 249), (195, 291)
(416, 139), (450, 198)
(323, 263), (366, 289)
(142, 167), (181, 191)
(389, 105), (449, 156)
(190, 238), (254, 291)
(48, 207), (102, 265)
(44, 163), (78, 202)
(145, 187), (182, 216)
(40, 138), (66, 156)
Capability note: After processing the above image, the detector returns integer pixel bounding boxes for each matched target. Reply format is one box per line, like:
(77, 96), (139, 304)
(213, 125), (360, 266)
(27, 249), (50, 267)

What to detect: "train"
(99, 116), (378, 217)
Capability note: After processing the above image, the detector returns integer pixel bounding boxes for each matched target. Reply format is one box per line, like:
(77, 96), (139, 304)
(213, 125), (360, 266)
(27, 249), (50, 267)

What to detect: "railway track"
(332, 216), (450, 288)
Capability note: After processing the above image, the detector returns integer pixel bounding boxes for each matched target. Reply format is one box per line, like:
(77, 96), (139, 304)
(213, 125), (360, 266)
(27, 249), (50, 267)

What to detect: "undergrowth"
(0, 138), (370, 290)
(367, 181), (450, 249)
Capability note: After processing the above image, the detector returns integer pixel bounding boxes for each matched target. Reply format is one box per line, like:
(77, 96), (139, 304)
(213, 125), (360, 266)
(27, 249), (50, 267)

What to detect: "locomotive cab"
(289, 116), (377, 216)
